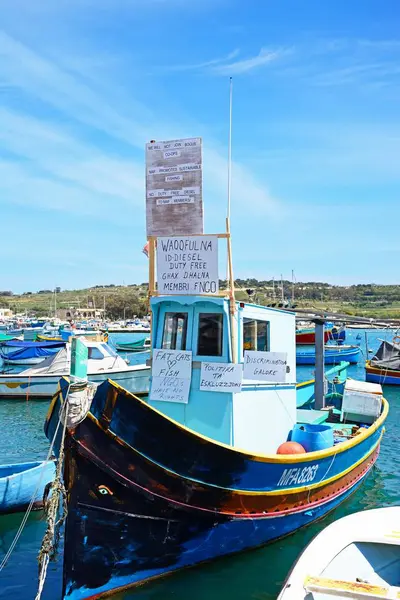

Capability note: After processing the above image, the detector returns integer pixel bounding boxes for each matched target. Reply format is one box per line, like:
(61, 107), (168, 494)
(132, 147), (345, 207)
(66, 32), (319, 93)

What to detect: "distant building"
(0, 308), (13, 318)
(55, 287), (61, 294)
(56, 307), (105, 321)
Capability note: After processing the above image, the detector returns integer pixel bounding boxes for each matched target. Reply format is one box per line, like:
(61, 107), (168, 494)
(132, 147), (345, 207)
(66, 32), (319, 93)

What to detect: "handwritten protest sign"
(200, 362), (243, 393)
(146, 137), (203, 236)
(150, 349), (192, 404)
(157, 235), (219, 295)
(243, 351), (287, 382)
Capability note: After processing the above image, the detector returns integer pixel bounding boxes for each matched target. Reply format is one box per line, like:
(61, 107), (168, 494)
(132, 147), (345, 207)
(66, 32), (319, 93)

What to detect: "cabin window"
(162, 312), (188, 350)
(88, 347), (104, 360)
(243, 318), (269, 353)
(197, 313), (223, 356)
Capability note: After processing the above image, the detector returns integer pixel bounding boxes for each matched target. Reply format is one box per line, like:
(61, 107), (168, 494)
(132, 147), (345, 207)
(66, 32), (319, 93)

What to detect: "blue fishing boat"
(0, 460), (56, 514)
(45, 294), (387, 600)
(42, 131), (388, 599)
(0, 340), (66, 366)
(296, 344), (360, 365)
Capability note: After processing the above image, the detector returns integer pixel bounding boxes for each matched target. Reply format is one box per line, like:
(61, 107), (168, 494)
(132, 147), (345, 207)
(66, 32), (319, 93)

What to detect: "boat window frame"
(242, 317), (270, 354)
(196, 312), (224, 357)
(161, 311), (189, 351)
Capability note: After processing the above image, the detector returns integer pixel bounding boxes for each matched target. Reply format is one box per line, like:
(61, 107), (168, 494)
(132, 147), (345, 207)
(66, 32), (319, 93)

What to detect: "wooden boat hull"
(296, 346), (360, 365)
(45, 379), (387, 599)
(365, 361), (400, 385)
(0, 460), (55, 514)
(296, 329), (331, 345)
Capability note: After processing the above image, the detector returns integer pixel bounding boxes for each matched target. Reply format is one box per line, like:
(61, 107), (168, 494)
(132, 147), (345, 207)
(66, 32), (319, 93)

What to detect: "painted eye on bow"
(97, 485), (113, 496)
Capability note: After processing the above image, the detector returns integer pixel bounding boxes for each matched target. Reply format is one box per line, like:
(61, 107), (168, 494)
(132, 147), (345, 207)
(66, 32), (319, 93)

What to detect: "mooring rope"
(34, 403), (69, 600)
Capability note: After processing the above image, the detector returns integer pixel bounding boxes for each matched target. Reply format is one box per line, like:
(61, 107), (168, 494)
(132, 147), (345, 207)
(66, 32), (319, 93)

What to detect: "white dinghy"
(278, 507), (400, 600)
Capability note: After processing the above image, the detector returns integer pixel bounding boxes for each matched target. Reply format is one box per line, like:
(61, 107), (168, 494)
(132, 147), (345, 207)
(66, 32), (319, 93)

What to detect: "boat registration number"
(277, 465), (319, 487)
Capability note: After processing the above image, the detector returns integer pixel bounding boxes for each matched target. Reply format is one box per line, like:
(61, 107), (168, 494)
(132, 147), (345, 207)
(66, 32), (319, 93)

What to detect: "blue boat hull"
(366, 371), (400, 385)
(0, 460), (55, 514)
(63, 449), (368, 600)
(296, 347), (360, 365)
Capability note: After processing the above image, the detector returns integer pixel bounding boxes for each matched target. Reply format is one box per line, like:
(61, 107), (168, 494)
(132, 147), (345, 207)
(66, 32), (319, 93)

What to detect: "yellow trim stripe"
(108, 378), (389, 464)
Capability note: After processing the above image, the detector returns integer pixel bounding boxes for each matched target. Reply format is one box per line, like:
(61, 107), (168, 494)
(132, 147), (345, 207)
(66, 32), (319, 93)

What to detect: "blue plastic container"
(291, 423), (334, 452)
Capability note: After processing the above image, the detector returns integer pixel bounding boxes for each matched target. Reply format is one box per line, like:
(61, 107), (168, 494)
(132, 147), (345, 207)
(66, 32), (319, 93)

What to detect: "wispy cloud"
(0, 31), (280, 227)
(167, 49), (240, 72)
(211, 47), (286, 75)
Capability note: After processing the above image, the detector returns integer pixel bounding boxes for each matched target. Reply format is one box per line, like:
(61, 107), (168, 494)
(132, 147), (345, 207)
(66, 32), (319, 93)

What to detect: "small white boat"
(278, 507), (400, 600)
(0, 341), (150, 399)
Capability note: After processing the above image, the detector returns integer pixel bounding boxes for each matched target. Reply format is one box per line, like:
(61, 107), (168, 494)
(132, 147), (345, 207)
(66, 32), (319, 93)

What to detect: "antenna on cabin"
(227, 76), (233, 222)
(225, 76), (237, 361)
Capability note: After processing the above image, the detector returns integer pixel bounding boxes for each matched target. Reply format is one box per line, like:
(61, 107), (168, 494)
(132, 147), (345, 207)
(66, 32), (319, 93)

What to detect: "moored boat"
(0, 460), (56, 514)
(296, 344), (360, 365)
(366, 339), (400, 385)
(0, 341), (150, 398)
(278, 507), (400, 599)
(115, 337), (151, 352)
(296, 326), (332, 345)
(45, 292), (388, 599)
(0, 340), (66, 366)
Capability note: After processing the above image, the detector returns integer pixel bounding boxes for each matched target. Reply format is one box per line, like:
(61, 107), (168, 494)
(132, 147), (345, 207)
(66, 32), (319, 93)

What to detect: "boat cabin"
(148, 295), (296, 454)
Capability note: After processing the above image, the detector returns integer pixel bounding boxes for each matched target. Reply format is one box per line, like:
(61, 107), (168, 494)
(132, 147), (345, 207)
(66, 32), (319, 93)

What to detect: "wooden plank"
(304, 575), (394, 599)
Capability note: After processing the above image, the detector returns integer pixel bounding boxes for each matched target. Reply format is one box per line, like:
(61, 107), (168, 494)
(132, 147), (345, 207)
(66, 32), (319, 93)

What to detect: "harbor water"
(0, 329), (398, 599)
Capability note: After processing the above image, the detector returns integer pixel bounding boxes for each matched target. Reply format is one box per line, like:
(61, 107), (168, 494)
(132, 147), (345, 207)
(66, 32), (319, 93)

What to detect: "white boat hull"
(278, 507), (400, 600)
(0, 367), (150, 399)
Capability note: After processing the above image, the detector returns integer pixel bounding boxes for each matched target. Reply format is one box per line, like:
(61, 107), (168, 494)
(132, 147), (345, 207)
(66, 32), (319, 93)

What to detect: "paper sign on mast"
(146, 137), (203, 236)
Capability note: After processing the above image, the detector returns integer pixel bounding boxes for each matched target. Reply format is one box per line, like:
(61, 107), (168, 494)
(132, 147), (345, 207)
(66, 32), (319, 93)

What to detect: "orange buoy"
(276, 441), (306, 454)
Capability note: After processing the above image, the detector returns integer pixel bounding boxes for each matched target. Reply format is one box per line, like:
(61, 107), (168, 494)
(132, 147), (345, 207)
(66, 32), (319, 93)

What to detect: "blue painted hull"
(44, 379), (387, 599)
(296, 347), (360, 365)
(63, 456), (367, 600)
(0, 460), (55, 514)
(366, 371), (400, 385)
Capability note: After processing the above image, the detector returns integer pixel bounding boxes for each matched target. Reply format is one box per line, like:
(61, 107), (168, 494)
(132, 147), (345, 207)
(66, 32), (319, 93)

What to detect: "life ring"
(393, 335), (400, 345)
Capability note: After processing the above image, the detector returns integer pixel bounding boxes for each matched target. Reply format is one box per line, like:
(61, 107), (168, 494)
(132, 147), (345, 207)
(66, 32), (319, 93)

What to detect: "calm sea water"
(0, 329), (399, 599)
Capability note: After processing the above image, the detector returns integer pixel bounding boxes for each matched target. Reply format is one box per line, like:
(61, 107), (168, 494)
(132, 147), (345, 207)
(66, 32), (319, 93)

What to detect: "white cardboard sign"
(150, 349), (192, 404)
(200, 362), (243, 393)
(243, 351), (287, 382)
(151, 349), (192, 378)
(157, 235), (219, 295)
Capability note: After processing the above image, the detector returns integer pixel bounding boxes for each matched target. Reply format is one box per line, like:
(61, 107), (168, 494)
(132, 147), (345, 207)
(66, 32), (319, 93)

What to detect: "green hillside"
(1, 280), (400, 320)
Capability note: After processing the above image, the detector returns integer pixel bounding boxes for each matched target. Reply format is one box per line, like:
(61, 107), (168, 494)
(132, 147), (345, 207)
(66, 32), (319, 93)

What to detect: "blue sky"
(1, 0), (399, 293)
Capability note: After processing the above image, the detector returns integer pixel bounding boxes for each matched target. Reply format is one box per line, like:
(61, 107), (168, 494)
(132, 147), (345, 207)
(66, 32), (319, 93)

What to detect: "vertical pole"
(148, 237), (156, 357)
(314, 319), (325, 410)
(226, 77), (233, 286)
(227, 77), (233, 222)
(226, 219), (237, 363)
(281, 274), (284, 303)
(272, 277), (276, 301)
